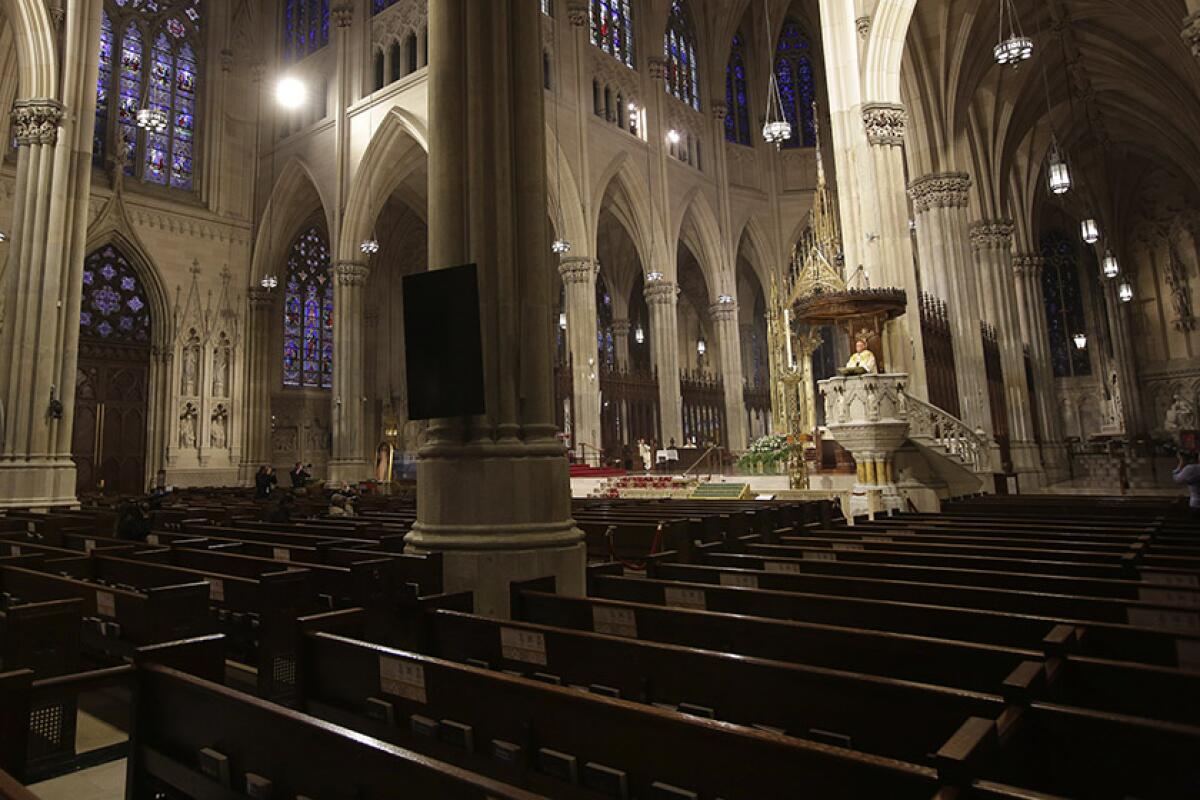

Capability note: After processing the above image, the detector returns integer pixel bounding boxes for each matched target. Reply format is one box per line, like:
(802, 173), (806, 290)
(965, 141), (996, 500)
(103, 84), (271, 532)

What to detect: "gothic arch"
(591, 151), (654, 275)
(250, 156), (330, 287)
(1, 0), (58, 99)
(734, 215), (776, 298)
(863, 0), (918, 105)
(672, 188), (725, 300)
(85, 199), (172, 350)
(546, 121), (588, 255)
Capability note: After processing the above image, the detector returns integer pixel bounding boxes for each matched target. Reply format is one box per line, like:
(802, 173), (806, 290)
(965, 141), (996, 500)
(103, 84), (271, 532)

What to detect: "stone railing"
(904, 393), (988, 472)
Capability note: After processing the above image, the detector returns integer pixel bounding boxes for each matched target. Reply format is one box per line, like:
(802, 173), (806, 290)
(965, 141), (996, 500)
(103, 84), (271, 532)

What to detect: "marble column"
(1012, 254), (1067, 469)
(645, 280), (683, 445)
(971, 222), (1042, 483)
(405, 0), (583, 618)
(710, 301), (747, 451)
(611, 319), (631, 372)
(908, 172), (993, 448)
(328, 262), (370, 481)
(862, 104), (925, 394)
(239, 288), (275, 481)
(559, 256), (601, 459)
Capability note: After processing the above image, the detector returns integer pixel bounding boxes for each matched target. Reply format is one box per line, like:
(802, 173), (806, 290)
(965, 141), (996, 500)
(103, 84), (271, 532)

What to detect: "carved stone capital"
(332, 3), (353, 28)
(908, 172), (972, 213)
(862, 103), (905, 146)
(709, 302), (738, 323)
(1184, 11), (1200, 58)
(566, 0), (589, 27)
(856, 16), (872, 39)
(250, 61), (267, 83)
(219, 48), (235, 72)
(334, 262), (369, 286)
(1012, 254), (1045, 280)
(611, 319), (632, 336)
(647, 57), (669, 81)
(969, 220), (1015, 252)
(11, 99), (65, 146)
(248, 288), (275, 309)
(557, 256), (598, 285)
(643, 280), (678, 306)
(711, 102), (728, 122)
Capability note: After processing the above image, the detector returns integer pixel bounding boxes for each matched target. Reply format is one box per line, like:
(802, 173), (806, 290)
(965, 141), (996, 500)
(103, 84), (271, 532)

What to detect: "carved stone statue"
(179, 403), (197, 449)
(181, 340), (199, 396)
(210, 405), (228, 449)
(212, 344), (230, 397)
(1165, 394), (1196, 434)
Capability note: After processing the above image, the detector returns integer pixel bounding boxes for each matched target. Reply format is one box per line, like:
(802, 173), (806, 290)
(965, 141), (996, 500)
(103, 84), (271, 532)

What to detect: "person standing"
(255, 465), (277, 499)
(1173, 451), (1200, 521)
(290, 462), (311, 489)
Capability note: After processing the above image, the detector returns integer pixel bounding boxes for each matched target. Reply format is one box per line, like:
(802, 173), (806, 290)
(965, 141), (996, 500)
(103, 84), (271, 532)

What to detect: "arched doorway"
(71, 245), (153, 495)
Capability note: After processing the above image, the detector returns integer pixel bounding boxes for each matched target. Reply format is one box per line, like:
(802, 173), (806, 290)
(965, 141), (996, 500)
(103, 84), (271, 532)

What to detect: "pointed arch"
(734, 215), (776, 298)
(545, 120), (589, 255)
(2, 0), (58, 99)
(250, 156), (331, 288)
(863, 0), (918, 105)
(672, 189), (725, 301)
(590, 151), (654, 273)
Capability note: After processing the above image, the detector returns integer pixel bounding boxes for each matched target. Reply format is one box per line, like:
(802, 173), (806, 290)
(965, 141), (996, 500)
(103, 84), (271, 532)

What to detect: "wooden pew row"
(609, 566), (1200, 671)
(181, 522), (407, 554)
(0, 598), (81, 677)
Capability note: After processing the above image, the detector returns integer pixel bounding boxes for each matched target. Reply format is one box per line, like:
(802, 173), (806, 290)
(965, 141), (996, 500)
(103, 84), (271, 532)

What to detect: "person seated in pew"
(1173, 450), (1200, 522)
(328, 493), (355, 518)
(114, 500), (152, 541)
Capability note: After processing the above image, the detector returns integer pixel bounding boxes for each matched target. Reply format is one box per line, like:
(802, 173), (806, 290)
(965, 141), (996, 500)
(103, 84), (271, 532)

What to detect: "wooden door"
(72, 343), (150, 496)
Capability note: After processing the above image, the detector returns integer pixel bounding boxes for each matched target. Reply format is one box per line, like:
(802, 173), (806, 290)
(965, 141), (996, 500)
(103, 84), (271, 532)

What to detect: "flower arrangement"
(737, 434), (800, 472)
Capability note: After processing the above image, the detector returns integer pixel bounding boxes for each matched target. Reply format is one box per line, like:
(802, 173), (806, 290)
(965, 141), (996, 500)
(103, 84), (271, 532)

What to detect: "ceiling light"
(275, 77), (307, 110)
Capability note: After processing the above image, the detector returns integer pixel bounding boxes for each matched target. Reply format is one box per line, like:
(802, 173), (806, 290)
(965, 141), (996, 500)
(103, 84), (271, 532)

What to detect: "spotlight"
(275, 77), (307, 109)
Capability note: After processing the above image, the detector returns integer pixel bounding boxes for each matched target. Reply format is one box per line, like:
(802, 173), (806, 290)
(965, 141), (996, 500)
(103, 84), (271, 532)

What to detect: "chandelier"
(1118, 281), (1133, 303)
(1047, 136), (1071, 195)
(696, 338), (706, 356)
(260, 274), (278, 290)
(551, 238), (572, 254)
(558, 312), (567, 330)
(1102, 250), (1120, 279)
(1072, 332), (1087, 350)
(994, 0), (1033, 67)
(634, 325), (645, 344)
(359, 238), (380, 255)
(1080, 218), (1100, 244)
(135, 107), (168, 133)
(761, 4), (792, 148)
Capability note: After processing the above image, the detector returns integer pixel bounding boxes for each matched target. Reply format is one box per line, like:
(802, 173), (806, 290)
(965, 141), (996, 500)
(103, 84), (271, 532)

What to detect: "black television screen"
(402, 263), (486, 420)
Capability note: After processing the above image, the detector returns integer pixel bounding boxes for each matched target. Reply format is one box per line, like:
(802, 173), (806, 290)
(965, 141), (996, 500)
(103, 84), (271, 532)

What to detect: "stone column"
(405, 0), (583, 618)
(559, 256), (601, 459)
(328, 262), (369, 481)
(1184, 4), (1200, 58)
(710, 301), (747, 451)
(1103, 281), (1147, 437)
(645, 280), (683, 445)
(908, 173), (993, 447)
(611, 319), (631, 372)
(1012, 254), (1067, 470)
(239, 288), (275, 481)
(971, 222), (1042, 484)
(862, 104), (926, 394)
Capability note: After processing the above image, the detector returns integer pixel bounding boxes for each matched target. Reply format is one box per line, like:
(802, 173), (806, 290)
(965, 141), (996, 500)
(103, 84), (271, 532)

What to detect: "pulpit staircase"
(900, 393), (989, 496)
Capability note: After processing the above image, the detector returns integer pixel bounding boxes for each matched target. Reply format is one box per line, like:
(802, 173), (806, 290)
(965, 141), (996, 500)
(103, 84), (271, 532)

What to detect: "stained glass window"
(282, 226), (334, 389)
(664, 0), (699, 110)
(596, 274), (615, 370)
(93, 0), (201, 189)
(541, 0), (553, 16)
(775, 18), (817, 148)
(284, 0), (329, 61)
(372, 0), (398, 15)
(589, 0), (634, 68)
(81, 245), (151, 345)
(724, 33), (751, 145)
(1041, 231), (1091, 378)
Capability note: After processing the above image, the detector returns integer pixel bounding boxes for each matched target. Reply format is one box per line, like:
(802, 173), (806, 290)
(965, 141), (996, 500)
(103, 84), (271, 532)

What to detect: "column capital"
(566, 0), (589, 27)
(647, 57), (669, 80)
(11, 99), (65, 146)
(969, 220), (1015, 252)
(557, 256), (598, 284)
(711, 102), (728, 121)
(611, 318), (632, 335)
(219, 48), (235, 72)
(856, 16), (872, 39)
(862, 103), (906, 146)
(644, 280), (678, 305)
(334, 262), (369, 286)
(332, 3), (353, 28)
(1184, 11), (1200, 58)
(248, 288), (275, 309)
(907, 171), (971, 213)
(709, 302), (738, 322)
(1012, 254), (1045, 279)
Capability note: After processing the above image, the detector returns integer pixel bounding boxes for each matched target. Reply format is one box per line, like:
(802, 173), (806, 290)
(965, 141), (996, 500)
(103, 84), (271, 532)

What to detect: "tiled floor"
(27, 758), (124, 800)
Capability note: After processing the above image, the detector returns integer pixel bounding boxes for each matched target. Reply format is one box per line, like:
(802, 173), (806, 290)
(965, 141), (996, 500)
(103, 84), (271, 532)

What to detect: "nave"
(1, 492), (1197, 798)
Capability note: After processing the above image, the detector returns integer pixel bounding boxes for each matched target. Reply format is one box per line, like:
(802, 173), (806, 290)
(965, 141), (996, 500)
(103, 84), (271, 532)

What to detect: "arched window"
(80, 245), (151, 345)
(775, 18), (817, 148)
(724, 32), (751, 145)
(664, 0), (699, 110)
(283, 0), (330, 61)
(93, 1), (201, 190)
(596, 275), (615, 370)
(283, 227), (334, 389)
(372, 0), (398, 14)
(1040, 231), (1091, 378)
(589, 0), (635, 68)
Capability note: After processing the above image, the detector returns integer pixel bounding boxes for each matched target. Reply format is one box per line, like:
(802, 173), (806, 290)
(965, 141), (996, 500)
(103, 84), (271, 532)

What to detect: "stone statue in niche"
(212, 342), (230, 397)
(179, 402), (198, 449)
(210, 404), (228, 449)
(1165, 394), (1196, 436)
(181, 337), (200, 396)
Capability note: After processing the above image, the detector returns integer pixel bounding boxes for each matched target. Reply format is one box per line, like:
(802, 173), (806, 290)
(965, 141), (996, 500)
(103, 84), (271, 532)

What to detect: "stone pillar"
(328, 262), (369, 481)
(862, 104), (926, 396)
(405, 0), (583, 618)
(971, 222), (1042, 484)
(1013, 254), (1067, 470)
(559, 257), (601, 459)
(1103, 281), (1147, 437)
(710, 301), (747, 451)
(239, 289), (275, 481)
(908, 173), (993, 446)
(645, 280), (682, 445)
(611, 319), (631, 372)
(1184, 5), (1200, 58)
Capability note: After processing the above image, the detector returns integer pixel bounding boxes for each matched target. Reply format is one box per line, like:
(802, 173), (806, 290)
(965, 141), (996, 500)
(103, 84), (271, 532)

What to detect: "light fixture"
(275, 76), (307, 109)
(551, 238), (572, 254)
(667, 129), (681, 145)
(0, 230), (8, 242)
(1118, 281), (1134, 303)
(558, 312), (567, 330)
(1047, 137), (1071, 195)
(696, 338), (706, 356)
(1073, 332), (1087, 350)
(1102, 250), (1120, 279)
(994, 0), (1033, 68)
(634, 325), (645, 344)
(717, 294), (734, 304)
(260, 274), (278, 290)
(646, 271), (664, 282)
(135, 107), (168, 133)
(761, 2), (792, 148)
(359, 239), (380, 255)
(1080, 218), (1100, 245)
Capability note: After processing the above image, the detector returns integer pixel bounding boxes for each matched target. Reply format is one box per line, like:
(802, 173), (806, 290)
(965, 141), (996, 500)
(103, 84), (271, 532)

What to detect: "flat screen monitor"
(402, 263), (486, 420)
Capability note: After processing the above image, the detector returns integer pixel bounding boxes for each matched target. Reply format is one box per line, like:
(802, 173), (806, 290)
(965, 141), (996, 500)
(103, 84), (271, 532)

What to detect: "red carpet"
(568, 465), (627, 478)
